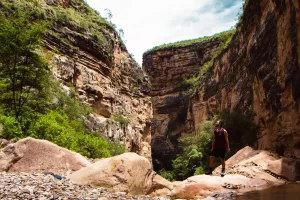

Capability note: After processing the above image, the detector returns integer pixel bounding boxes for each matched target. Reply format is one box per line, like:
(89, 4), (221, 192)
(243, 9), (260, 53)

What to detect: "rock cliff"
(144, 0), (300, 166)
(143, 37), (224, 168)
(0, 0), (152, 160)
(193, 0), (300, 159)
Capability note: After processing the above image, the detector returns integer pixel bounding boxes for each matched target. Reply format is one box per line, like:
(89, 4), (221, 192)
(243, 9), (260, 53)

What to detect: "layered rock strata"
(36, 1), (152, 159)
(192, 0), (300, 159)
(143, 39), (222, 168)
(145, 0), (300, 164)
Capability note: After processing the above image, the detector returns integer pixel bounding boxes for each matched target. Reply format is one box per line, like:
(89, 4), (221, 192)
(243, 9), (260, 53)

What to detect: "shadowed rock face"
(35, 1), (153, 160)
(193, 0), (300, 159)
(143, 40), (222, 169)
(144, 0), (300, 167)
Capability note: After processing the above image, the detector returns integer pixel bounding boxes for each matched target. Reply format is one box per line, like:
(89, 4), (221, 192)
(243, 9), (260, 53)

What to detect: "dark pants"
(212, 148), (226, 159)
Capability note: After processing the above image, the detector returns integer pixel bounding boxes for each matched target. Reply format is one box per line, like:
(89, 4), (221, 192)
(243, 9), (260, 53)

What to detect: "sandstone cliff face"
(143, 40), (222, 168)
(40, 0), (152, 159)
(145, 0), (300, 165)
(193, 0), (300, 159)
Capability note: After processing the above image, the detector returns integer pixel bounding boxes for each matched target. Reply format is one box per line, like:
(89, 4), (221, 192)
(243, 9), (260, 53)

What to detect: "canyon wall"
(18, 0), (153, 159)
(194, 0), (300, 158)
(145, 0), (300, 166)
(143, 39), (222, 168)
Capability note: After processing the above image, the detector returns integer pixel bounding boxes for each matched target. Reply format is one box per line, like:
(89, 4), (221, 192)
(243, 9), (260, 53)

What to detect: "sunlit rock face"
(143, 40), (222, 169)
(193, 0), (300, 158)
(39, 0), (152, 160)
(144, 0), (300, 168)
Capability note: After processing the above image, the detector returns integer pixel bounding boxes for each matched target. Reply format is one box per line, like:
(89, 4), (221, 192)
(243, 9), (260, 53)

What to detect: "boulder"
(0, 137), (91, 174)
(148, 174), (174, 196)
(169, 147), (291, 199)
(169, 174), (272, 199)
(70, 152), (155, 195)
(214, 146), (299, 181)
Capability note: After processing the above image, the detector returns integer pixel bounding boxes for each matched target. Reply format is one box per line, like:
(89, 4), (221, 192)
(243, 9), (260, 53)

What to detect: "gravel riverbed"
(0, 172), (170, 200)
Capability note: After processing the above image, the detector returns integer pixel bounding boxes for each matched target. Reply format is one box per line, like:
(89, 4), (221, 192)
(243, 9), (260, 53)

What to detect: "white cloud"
(85, 0), (244, 65)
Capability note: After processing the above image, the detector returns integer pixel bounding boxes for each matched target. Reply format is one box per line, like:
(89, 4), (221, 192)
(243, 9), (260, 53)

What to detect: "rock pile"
(0, 172), (169, 200)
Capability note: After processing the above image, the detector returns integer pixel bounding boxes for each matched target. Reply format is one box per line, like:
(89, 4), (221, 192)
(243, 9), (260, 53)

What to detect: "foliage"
(0, 115), (23, 140)
(28, 109), (117, 158)
(157, 120), (214, 181)
(0, 0), (116, 53)
(111, 114), (129, 125)
(158, 168), (175, 182)
(0, 12), (50, 119)
(145, 30), (235, 53)
(183, 30), (235, 96)
(0, 10), (125, 159)
(220, 109), (259, 154)
(47, 79), (92, 120)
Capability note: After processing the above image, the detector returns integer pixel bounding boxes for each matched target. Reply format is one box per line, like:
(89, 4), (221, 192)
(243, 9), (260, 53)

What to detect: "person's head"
(215, 120), (223, 128)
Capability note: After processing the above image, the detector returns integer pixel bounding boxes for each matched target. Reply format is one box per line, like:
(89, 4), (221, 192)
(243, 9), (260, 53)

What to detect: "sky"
(85, 0), (245, 65)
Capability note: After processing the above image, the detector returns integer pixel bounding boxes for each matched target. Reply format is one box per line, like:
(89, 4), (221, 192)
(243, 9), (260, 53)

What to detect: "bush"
(158, 168), (175, 182)
(158, 120), (214, 181)
(111, 114), (129, 125)
(220, 109), (259, 154)
(0, 115), (22, 140)
(28, 109), (124, 158)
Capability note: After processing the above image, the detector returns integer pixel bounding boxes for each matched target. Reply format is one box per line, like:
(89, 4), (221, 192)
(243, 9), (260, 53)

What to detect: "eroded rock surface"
(40, 0), (152, 160)
(143, 40), (222, 168)
(0, 137), (91, 174)
(191, 0), (300, 158)
(169, 147), (290, 199)
(144, 0), (300, 163)
(70, 152), (155, 195)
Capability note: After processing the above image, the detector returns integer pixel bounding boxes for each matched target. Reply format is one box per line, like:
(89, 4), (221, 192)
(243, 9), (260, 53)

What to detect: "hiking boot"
(221, 168), (225, 177)
(205, 169), (213, 175)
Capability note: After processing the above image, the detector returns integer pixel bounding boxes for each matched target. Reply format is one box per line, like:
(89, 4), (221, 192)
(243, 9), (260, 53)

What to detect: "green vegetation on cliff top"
(145, 29), (235, 53)
(183, 30), (235, 96)
(0, 0), (119, 54)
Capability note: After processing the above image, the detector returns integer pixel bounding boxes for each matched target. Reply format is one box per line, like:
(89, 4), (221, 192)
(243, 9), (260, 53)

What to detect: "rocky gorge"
(0, 0), (300, 199)
(1, 0), (153, 160)
(0, 138), (296, 199)
(144, 0), (300, 174)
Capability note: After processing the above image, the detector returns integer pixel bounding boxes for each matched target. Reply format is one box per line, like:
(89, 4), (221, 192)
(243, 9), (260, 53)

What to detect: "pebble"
(0, 172), (170, 200)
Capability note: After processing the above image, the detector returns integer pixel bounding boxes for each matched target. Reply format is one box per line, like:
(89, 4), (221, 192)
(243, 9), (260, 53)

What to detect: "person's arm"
(211, 133), (215, 151)
(224, 130), (230, 152)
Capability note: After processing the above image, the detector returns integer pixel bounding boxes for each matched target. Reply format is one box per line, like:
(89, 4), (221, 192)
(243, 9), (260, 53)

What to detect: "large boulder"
(0, 137), (91, 174)
(169, 147), (290, 199)
(70, 152), (155, 195)
(214, 146), (300, 181)
(169, 174), (276, 199)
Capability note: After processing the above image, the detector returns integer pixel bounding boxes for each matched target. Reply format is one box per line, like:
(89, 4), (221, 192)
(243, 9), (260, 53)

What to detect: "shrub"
(158, 120), (214, 181)
(111, 114), (129, 125)
(220, 109), (259, 154)
(0, 115), (23, 140)
(158, 168), (175, 182)
(183, 30), (235, 96)
(28, 109), (123, 158)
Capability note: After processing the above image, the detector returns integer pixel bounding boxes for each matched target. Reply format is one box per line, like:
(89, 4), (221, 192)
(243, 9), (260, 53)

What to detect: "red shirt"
(214, 128), (226, 149)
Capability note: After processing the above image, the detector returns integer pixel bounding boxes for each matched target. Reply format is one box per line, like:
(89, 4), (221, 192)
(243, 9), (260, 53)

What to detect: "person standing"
(205, 120), (230, 177)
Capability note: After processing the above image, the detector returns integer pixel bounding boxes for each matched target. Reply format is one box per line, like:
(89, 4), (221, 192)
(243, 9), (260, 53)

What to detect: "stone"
(214, 146), (298, 181)
(70, 153), (155, 195)
(0, 137), (91, 174)
(148, 174), (174, 196)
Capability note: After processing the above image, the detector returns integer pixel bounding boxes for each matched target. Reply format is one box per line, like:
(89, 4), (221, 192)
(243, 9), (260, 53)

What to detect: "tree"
(104, 8), (113, 22)
(0, 12), (49, 120)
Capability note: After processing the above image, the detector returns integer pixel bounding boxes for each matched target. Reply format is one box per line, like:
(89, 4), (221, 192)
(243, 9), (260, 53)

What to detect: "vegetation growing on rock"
(145, 30), (235, 53)
(0, 10), (124, 159)
(158, 110), (259, 181)
(183, 30), (235, 96)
